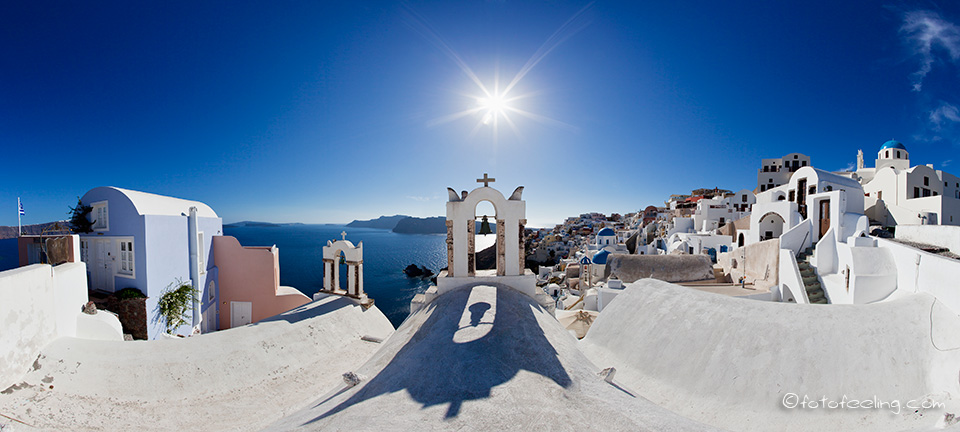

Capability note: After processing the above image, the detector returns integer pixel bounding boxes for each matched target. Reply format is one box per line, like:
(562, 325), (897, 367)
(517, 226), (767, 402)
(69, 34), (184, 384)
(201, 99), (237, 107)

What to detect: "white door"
(231, 302), (252, 328)
(91, 239), (115, 292)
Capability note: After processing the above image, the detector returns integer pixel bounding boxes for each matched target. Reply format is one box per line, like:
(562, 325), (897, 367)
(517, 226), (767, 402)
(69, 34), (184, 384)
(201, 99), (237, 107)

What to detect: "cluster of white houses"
(3, 153), (960, 431)
(7, 139), (960, 338)
(530, 139), (960, 314)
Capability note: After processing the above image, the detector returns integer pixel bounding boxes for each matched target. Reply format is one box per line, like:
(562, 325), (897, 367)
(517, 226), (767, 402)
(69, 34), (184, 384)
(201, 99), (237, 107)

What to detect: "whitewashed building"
(757, 153), (810, 192)
(847, 140), (960, 226)
(749, 167), (866, 245)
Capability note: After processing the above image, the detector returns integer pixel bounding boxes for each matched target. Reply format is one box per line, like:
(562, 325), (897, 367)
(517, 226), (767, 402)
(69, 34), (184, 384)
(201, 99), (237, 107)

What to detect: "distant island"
(223, 221), (303, 228)
(0, 221), (71, 240)
(348, 215), (496, 235)
(346, 215), (410, 230)
(392, 216), (446, 234)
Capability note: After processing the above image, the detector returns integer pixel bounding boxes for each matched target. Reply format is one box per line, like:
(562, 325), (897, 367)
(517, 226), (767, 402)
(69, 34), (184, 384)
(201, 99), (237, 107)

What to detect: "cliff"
(0, 221), (70, 240)
(392, 216), (446, 234)
(347, 215), (410, 230)
(391, 217), (498, 235)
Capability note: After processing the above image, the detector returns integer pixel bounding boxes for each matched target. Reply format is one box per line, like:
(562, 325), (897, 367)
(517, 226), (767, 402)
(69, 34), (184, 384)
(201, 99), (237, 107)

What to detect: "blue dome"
(596, 227), (615, 237)
(880, 139), (906, 151)
(592, 249), (610, 265)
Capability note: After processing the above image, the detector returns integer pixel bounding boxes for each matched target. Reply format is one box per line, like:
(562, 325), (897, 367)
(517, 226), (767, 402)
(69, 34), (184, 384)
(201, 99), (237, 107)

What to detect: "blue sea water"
(0, 238), (18, 272)
(223, 224), (448, 328)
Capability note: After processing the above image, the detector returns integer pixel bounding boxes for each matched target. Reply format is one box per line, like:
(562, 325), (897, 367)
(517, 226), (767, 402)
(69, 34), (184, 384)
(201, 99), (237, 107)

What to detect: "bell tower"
(410, 174), (553, 314)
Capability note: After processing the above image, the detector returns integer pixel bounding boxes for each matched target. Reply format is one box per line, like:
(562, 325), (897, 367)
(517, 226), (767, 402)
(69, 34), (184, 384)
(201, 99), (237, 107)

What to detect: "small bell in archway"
(478, 215), (493, 235)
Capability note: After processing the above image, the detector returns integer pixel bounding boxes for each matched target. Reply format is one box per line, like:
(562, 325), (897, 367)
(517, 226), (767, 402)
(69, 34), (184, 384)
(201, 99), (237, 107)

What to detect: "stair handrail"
(796, 229), (809, 256)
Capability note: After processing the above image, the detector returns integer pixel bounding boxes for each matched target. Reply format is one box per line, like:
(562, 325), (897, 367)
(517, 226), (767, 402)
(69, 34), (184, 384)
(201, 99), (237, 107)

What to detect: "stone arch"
(758, 212), (786, 241)
(446, 185), (525, 278)
(322, 238), (365, 300)
(471, 198), (500, 273)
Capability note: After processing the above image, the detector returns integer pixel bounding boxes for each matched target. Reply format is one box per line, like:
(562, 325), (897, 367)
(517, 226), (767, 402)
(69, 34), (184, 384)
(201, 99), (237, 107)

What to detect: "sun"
(412, 2), (592, 142)
(477, 94), (509, 125)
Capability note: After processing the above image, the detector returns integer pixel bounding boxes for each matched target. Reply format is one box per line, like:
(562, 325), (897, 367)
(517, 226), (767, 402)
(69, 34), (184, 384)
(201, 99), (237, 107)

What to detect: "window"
(80, 240), (89, 263)
(809, 186), (816, 195)
(923, 189), (931, 197)
(877, 191), (881, 200)
(208, 280), (216, 302)
(897, 151), (901, 158)
(91, 201), (109, 231)
(794, 155), (798, 159)
(924, 176), (929, 186)
(769, 178), (774, 183)
(198, 232), (205, 274)
(802, 161), (807, 167)
(886, 150), (890, 158)
(760, 185), (766, 192)
(741, 195), (747, 202)
(914, 187), (920, 198)
(763, 166), (769, 172)
(789, 190), (796, 202)
(118, 239), (134, 277)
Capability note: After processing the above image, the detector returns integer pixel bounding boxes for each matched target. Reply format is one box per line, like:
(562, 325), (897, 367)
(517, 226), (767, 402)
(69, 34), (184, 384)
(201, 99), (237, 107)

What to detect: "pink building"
(18, 235), (79, 267)
(211, 236), (310, 329)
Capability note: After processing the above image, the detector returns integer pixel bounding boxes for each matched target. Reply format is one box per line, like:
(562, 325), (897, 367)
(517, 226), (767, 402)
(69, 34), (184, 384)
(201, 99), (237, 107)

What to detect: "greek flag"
(18, 198), (24, 215)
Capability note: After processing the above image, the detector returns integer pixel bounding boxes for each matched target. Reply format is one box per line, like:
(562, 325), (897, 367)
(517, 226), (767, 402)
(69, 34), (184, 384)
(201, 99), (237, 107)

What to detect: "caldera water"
(223, 224), (495, 328)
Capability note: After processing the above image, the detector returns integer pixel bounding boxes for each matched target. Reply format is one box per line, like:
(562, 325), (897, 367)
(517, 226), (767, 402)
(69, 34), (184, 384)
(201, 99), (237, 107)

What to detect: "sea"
(224, 224), (495, 328)
(0, 224), (490, 328)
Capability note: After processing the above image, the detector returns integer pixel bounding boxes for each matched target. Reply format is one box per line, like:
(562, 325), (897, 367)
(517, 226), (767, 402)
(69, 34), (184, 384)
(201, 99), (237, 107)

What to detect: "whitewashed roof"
(108, 187), (218, 218)
(808, 167), (863, 190)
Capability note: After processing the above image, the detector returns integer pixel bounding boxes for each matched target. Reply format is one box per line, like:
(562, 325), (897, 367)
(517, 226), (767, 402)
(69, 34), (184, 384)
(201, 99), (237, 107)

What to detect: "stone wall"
(717, 238), (779, 287)
(92, 297), (148, 340)
(606, 254), (713, 283)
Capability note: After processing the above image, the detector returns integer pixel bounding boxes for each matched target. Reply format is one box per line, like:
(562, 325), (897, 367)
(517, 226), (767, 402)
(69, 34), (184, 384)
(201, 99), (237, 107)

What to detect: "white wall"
(777, 249), (805, 303)
(0, 262), (91, 389)
(877, 238), (960, 316)
(895, 225), (960, 254)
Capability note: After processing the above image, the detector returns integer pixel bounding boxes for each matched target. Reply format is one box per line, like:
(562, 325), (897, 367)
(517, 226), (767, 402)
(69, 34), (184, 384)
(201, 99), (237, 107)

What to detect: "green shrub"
(156, 279), (198, 334)
(116, 287), (147, 299)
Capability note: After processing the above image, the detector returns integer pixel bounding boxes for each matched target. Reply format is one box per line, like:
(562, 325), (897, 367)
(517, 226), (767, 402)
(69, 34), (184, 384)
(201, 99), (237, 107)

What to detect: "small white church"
(845, 139), (960, 226)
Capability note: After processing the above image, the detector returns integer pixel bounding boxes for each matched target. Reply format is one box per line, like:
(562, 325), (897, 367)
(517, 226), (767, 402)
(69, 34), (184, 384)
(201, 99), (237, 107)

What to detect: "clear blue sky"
(3, 1), (959, 228)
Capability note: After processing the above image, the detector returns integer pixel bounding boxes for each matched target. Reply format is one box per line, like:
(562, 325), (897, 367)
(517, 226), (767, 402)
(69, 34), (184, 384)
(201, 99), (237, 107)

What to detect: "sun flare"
(477, 94), (509, 125)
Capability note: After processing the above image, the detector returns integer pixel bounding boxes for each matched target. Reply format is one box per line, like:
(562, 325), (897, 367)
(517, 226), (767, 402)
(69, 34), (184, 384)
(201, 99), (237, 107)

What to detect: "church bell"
(478, 215), (493, 235)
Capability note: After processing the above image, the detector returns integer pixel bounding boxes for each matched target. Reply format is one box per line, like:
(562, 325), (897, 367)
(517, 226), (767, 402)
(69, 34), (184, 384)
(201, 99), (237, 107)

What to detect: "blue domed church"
(851, 139), (960, 226)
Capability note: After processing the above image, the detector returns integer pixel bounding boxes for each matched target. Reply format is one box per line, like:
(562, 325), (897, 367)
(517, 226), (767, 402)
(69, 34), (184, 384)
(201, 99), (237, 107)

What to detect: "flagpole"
(18, 197), (22, 237)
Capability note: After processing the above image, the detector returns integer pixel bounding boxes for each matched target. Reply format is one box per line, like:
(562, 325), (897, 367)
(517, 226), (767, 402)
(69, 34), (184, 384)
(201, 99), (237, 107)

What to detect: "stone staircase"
(796, 248), (827, 304)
